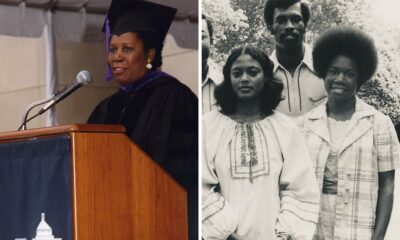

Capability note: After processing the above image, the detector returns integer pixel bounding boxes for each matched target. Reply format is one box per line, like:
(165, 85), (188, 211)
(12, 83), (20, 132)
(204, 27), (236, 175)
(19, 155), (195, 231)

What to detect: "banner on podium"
(0, 135), (72, 240)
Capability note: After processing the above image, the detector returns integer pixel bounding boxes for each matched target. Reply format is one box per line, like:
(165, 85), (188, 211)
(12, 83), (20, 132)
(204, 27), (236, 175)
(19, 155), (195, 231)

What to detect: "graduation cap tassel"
(105, 17), (113, 81)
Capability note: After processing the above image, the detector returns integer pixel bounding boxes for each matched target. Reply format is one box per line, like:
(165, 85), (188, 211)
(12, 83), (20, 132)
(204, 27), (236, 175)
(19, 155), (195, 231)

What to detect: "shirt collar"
(120, 70), (170, 93)
(202, 59), (221, 87)
(308, 97), (375, 120)
(270, 44), (315, 73)
(202, 65), (214, 87)
(202, 75), (215, 87)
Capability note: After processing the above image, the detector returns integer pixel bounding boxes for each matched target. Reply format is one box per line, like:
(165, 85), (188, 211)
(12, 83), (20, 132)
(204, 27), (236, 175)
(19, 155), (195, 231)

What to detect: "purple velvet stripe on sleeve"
(105, 17), (113, 81)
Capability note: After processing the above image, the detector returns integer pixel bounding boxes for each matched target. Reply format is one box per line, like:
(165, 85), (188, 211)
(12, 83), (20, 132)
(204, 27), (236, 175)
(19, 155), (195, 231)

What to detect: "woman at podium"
(87, 1), (198, 239)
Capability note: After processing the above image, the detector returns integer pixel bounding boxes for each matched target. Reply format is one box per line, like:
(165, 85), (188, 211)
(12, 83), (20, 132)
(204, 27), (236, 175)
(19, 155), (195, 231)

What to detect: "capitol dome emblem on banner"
(15, 213), (62, 240)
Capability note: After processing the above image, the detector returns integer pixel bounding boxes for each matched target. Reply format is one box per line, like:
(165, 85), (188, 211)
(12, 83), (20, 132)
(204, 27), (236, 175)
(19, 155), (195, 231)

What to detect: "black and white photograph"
(202, 0), (400, 239)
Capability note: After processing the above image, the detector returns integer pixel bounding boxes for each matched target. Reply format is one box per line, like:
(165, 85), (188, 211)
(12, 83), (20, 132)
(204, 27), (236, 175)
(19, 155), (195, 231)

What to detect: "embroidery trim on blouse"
(230, 122), (270, 182)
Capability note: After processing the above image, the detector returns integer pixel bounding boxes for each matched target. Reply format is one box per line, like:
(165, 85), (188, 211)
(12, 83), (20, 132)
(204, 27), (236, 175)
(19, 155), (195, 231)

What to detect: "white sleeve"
(275, 124), (320, 240)
(202, 115), (238, 240)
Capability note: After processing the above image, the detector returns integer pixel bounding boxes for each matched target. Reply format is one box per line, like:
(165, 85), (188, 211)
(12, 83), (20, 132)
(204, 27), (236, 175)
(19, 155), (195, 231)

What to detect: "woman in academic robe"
(87, 1), (198, 239)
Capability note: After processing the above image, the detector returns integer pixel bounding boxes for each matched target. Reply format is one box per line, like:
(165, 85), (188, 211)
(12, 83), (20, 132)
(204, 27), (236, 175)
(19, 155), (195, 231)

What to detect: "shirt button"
(347, 172), (351, 177)
(346, 188), (350, 192)
(344, 200), (349, 204)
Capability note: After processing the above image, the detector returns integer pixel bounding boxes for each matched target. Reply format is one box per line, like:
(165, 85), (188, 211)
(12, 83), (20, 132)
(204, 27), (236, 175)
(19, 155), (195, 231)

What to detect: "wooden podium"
(0, 124), (187, 240)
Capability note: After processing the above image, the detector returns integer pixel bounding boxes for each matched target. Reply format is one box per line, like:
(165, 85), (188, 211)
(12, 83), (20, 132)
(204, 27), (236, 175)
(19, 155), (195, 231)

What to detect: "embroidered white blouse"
(202, 110), (319, 240)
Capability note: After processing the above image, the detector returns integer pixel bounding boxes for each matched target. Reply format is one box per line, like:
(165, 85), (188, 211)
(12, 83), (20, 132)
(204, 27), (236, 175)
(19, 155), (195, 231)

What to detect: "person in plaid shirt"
(298, 26), (400, 240)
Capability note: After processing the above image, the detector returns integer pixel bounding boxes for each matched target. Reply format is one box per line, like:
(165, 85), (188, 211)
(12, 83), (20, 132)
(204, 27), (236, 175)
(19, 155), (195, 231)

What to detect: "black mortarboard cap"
(104, 0), (177, 41)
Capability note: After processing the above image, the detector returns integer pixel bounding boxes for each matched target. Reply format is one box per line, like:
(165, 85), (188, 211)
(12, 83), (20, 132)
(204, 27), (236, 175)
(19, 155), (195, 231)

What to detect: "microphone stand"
(18, 94), (57, 131)
(17, 70), (92, 131)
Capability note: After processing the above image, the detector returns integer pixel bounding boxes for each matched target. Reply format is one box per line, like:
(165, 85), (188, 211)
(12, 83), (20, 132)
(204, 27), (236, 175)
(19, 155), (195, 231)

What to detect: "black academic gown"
(88, 75), (198, 240)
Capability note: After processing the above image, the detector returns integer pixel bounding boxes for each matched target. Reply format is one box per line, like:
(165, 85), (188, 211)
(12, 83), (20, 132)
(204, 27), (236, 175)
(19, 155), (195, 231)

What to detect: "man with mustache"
(264, 0), (326, 117)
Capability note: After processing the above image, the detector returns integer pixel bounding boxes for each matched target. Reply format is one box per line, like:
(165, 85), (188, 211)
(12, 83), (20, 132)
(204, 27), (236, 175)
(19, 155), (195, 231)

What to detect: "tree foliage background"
(203, 0), (400, 124)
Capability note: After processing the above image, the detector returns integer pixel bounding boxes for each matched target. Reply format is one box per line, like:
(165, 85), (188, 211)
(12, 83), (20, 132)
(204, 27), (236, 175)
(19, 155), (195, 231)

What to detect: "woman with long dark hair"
(202, 46), (319, 240)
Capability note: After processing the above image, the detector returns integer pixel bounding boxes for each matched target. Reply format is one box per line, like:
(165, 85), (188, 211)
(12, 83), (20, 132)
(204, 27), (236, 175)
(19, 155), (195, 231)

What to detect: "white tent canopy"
(0, 0), (197, 48)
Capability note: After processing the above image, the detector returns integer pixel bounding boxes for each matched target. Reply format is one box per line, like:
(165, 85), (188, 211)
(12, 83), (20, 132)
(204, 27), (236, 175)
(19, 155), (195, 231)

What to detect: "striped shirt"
(202, 60), (221, 115)
(202, 77), (217, 114)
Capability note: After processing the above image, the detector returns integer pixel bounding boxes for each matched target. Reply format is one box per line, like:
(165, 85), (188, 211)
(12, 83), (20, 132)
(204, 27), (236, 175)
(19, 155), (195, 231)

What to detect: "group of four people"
(202, 0), (400, 239)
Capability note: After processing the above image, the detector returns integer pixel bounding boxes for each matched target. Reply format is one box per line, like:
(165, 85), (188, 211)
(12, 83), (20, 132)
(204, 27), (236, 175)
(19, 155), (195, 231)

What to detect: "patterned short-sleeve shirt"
(299, 98), (400, 240)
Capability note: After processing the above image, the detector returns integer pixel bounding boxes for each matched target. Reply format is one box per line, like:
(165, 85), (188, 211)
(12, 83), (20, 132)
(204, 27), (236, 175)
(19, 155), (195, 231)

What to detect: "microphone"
(39, 70), (92, 114)
(18, 70), (92, 131)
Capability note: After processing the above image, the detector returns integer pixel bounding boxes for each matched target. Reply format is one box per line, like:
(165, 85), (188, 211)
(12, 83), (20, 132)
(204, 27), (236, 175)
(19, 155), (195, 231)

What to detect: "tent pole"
(44, 10), (57, 126)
